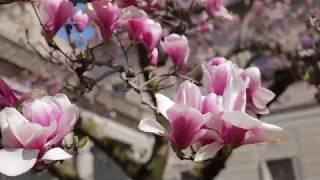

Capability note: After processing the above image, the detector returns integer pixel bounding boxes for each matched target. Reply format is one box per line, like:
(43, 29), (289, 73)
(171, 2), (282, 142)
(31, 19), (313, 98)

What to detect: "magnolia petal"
(55, 0), (74, 29)
(0, 108), (29, 147)
(42, 147), (72, 161)
(196, 129), (223, 146)
(223, 72), (246, 111)
(8, 121), (48, 148)
(0, 78), (18, 107)
(73, 9), (89, 32)
(223, 111), (261, 130)
(1, 127), (21, 148)
(204, 129), (224, 143)
(212, 63), (232, 95)
(203, 113), (224, 135)
(23, 97), (61, 127)
(162, 34), (189, 69)
(243, 67), (261, 89)
(201, 93), (223, 115)
(262, 122), (283, 131)
(0, 148), (39, 176)
(142, 19), (162, 51)
(243, 122), (283, 145)
(248, 103), (270, 115)
(176, 81), (202, 110)
(25, 121), (57, 149)
(46, 105), (79, 146)
(0, 107), (27, 130)
(155, 93), (175, 119)
(167, 105), (205, 149)
(138, 118), (166, 136)
(53, 94), (72, 110)
(194, 142), (224, 161)
(1, 108), (45, 147)
(252, 87), (275, 109)
(261, 122), (283, 143)
(0, 108), (9, 131)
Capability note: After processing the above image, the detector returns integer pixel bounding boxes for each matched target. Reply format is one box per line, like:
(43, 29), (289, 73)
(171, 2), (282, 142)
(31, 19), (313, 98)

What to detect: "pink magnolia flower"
(202, 57), (233, 95)
(140, 19), (162, 51)
(0, 94), (79, 176)
(88, 0), (120, 40)
(139, 64), (282, 161)
(201, 0), (232, 19)
(241, 67), (275, 114)
(125, 17), (147, 41)
(122, 8), (162, 52)
(194, 75), (282, 161)
(0, 78), (26, 109)
(203, 58), (275, 114)
(38, 0), (74, 39)
(161, 34), (190, 69)
(139, 81), (205, 150)
(72, 9), (89, 32)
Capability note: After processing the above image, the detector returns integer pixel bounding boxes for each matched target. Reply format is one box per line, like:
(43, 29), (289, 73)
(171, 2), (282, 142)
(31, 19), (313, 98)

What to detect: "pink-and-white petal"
(155, 93), (175, 119)
(260, 122), (283, 142)
(8, 120), (55, 149)
(142, 19), (162, 51)
(0, 108), (27, 128)
(243, 122), (283, 145)
(138, 118), (166, 136)
(53, 94), (72, 110)
(222, 111), (261, 130)
(201, 93), (223, 114)
(252, 87), (275, 109)
(42, 147), (72, 161)
(22, 97), (62, 126)
(46, 104), (79, 146)
(203, 61), (233, 95)
(194, 142), (223, 161)
(0, 148), (39, 176)
(223, 74), (247, 112)
(242, 67), (261, 89)
(167, 105), (205, 149)
(176, 81), (202, 110)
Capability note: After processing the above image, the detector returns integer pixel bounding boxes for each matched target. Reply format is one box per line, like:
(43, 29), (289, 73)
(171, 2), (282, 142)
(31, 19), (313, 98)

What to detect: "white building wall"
(217, 106), (320, 180)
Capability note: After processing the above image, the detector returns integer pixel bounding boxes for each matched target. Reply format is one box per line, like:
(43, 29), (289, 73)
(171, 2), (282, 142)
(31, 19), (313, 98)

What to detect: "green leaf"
(303, 72), (310, 81)
(78, 136), (89, 149)
(73, 135), (79, 145)
(81, 50), (89, 58)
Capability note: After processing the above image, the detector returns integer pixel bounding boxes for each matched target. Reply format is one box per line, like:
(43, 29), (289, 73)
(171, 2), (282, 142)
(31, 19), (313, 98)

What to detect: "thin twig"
(119, 73), (157, 111)
(115, 33), (131, 68)
(31, 2), (74, 62)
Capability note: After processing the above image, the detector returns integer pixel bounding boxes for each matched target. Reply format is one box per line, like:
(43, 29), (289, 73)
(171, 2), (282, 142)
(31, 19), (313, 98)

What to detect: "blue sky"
(56, 3), (96, 50)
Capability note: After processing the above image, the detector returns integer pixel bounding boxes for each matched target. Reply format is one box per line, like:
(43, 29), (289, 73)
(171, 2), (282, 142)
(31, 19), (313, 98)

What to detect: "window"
(267, 159), (296, 180)
(259, 158), (298, 180)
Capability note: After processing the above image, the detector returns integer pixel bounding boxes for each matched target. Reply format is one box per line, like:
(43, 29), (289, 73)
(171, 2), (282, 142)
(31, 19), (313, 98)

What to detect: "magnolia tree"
(0, 0), (319, 179)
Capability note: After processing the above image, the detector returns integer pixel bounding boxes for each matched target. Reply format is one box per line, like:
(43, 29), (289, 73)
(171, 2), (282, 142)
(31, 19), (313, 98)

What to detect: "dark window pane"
(267, 159), (296, 180)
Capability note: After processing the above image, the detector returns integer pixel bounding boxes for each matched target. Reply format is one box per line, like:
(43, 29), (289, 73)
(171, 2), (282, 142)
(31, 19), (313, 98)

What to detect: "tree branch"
(48, 162), (80, 180)
(132, 44), (169, 180)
